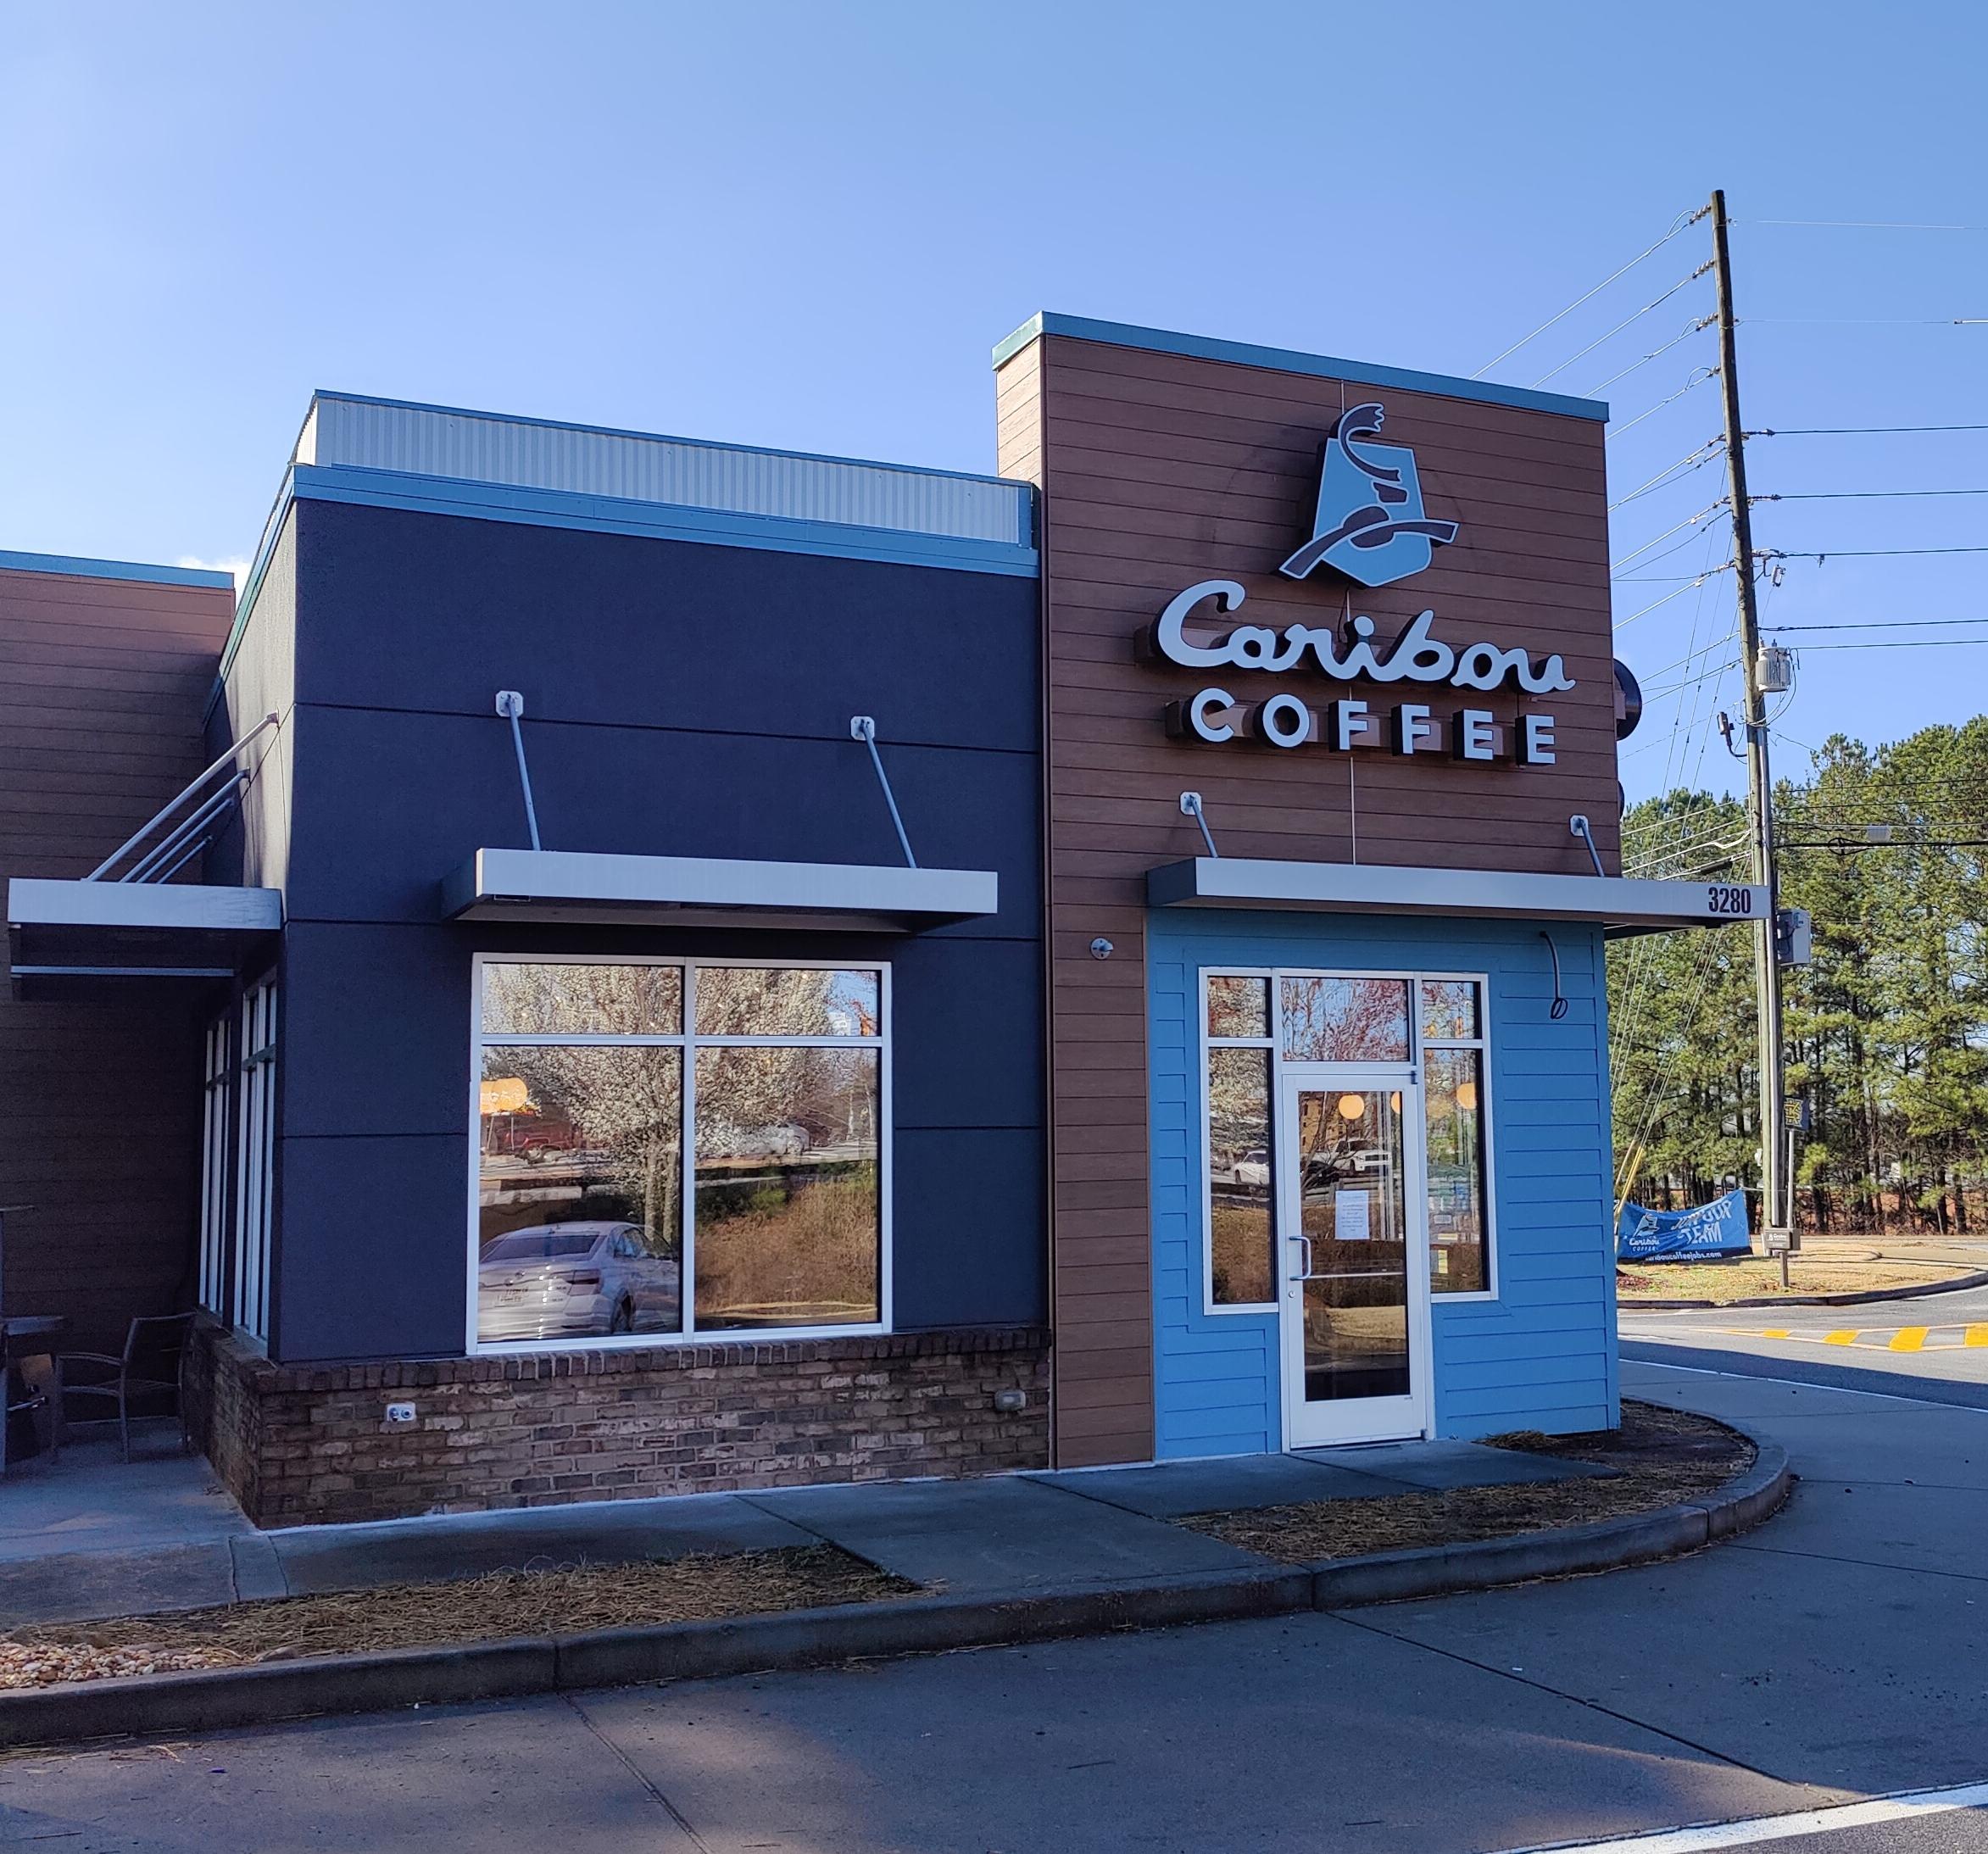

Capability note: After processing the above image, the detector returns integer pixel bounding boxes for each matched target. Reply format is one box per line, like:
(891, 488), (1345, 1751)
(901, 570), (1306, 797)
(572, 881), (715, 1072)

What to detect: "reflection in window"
(471, 960), (887, 1348)
(1279, 977), (1411, 1062)
(1207, 975), (1270, 1040)
(1207, 1047), (1274, 1304)
(1425, 1048), (1487, 1294)
(695, 968), (880, 1038)
(482, 962), (682, 1036)
(1420, 979), (1480, 1043)
(694, 1047), (880, 1329)
(476, 1046), (684, 1343)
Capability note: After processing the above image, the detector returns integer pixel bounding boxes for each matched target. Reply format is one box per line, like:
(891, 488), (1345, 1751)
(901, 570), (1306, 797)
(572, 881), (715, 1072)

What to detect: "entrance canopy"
(443, 847), (999, 933)
(1147, 857), (1768, 939)
(8, 878), (283, 997)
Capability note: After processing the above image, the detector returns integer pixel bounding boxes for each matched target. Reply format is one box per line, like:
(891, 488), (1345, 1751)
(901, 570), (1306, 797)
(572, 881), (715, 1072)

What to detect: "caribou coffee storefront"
(994, 315), (1758, 1469)
(5, 318), (1759, 1522)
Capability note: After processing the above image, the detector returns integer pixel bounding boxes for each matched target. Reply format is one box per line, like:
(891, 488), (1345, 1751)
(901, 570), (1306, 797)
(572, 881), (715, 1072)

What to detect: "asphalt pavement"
(3, 1296), (1986, 1853)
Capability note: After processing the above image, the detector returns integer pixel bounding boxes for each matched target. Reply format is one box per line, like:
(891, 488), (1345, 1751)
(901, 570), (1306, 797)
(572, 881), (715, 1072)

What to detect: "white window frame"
(467, 953), (893, 1355)
(1197, 966), (1500, 1315)
(198, 1011), (231, 1315)
(233, 980), (278, 1345)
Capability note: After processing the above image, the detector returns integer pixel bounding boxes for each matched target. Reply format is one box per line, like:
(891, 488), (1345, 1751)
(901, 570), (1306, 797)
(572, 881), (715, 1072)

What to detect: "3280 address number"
(1706, 885), (1755, 916)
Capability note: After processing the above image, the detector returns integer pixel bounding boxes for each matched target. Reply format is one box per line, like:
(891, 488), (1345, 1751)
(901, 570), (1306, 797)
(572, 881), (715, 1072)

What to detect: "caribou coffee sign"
(1144, 404), (1568, 768)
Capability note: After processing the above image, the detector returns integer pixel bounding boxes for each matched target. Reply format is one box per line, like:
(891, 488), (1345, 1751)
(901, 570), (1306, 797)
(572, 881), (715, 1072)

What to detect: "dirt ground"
(1183, 1401), (1756, 1564)
(1615, 1255), (1970, 1303)
(0, 1545), (911, 1690)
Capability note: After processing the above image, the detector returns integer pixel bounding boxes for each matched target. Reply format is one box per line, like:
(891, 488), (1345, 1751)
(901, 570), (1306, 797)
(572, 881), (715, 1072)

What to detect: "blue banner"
(1616, 1189), (1751, 1261)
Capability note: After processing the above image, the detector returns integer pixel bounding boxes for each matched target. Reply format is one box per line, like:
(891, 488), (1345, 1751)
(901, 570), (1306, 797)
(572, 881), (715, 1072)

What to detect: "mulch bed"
(0, 1545), (913, 1690)
(1181, 1400), (1755, 1564)
(1617, 1257), (1968, 1303)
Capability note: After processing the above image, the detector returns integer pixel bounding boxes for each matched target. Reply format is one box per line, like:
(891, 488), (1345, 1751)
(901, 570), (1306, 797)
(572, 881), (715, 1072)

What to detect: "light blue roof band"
(991, 312), (1610, 423)
(0, 548), (235, 590)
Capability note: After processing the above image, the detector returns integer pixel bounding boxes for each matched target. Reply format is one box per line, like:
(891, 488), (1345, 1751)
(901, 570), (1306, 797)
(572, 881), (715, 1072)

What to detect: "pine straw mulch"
(0, 1545), (914, 1690)
(1616, 1257), (1969, 1303)
(1181, 1400), (1756, 1564)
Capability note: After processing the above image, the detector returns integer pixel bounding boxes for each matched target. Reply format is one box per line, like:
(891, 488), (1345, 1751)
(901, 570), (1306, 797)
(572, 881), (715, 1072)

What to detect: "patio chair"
(1, 1322), (52, 1477)
(54, 1312), (196, 1462)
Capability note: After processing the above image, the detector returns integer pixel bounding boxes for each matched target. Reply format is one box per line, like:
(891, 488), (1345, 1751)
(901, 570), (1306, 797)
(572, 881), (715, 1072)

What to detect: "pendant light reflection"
(1336, 1093), (1367, 1122)
(1456, 1079), (1478, 1112)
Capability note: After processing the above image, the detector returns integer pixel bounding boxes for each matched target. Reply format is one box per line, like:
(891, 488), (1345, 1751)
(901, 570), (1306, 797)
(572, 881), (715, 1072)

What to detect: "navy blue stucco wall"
(226, 497), (1044, 1362)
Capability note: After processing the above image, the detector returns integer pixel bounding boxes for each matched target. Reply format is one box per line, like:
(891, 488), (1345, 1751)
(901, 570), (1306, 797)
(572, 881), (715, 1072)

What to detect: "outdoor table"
(3, 1314), (66, 1467)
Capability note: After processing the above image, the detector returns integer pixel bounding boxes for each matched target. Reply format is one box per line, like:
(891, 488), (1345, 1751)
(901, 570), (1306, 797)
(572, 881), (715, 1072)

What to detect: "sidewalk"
(2, 1430), (1621, 1629)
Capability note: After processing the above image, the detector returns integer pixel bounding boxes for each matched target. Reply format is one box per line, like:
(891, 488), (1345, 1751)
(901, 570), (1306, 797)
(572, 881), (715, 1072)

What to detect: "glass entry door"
(1276, 1065), (1432, 1448)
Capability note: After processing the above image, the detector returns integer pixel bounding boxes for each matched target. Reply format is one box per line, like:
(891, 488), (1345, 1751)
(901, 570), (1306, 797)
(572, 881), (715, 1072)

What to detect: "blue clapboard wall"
(1147, 908), (1618, 1457)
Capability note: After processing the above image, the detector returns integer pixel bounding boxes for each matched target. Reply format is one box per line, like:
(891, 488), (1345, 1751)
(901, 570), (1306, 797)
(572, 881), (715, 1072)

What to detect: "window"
(1200, 969), (1496, 1312)
(472, 959), (886, 1348)
(198, 1012), (231, 1316)
(1279, 976), (1412, 1062)
(233, 981), (277, 1343)
(1422, 979), (1490, 1296)
(1205, 977), (1275, 1306)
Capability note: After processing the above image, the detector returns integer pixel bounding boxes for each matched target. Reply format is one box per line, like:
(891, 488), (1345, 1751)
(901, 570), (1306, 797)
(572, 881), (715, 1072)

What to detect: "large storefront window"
(474, 960), (886, 1348)
(1201, 969), (1496, 1312)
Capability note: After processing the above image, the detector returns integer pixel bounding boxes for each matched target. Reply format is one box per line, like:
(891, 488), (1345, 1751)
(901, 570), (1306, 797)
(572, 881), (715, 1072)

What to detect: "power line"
(1608, 440), (1723, 511)
(1751, 423), (1988, 437)
(1471, 208), (1704, 378)
(1763, 616), (1988, 632)
(1586, 319), (1716, 396)
(1756, 487), (1988, 501)
(1611, 499), (1727, 574)
(1776, 637), (1988, 651)
(1762, 545), (1988, 561)
(1743, 219), (1988, 232)
(1532, 264), (1716, 387)
(1613, 569), (1730, 630)
(1743, 317), (1988, 327)
(1607, 369), (1718, 442)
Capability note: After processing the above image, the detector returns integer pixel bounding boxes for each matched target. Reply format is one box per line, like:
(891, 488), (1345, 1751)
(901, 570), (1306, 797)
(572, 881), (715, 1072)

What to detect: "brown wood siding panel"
(0, 566), (234, 1353)
(996, 328), (1617, 1470)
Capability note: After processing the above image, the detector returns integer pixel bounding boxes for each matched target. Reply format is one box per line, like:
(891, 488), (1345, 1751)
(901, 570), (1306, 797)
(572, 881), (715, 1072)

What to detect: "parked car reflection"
(476, 1222), (680, 1342)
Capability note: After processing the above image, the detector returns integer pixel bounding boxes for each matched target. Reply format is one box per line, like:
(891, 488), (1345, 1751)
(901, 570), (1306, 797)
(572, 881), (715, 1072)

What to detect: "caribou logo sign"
(1149, 582), (1573, 696)
(1279, 402), (1458, 588)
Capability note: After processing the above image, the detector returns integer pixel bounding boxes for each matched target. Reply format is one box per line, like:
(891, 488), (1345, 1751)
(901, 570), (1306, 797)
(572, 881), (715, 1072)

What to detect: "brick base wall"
(185, 1319), (1052, 1527)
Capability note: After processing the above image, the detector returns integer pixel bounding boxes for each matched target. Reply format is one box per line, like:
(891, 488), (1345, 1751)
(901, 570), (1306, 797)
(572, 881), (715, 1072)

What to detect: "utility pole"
(1709, 187), (1790, 1251)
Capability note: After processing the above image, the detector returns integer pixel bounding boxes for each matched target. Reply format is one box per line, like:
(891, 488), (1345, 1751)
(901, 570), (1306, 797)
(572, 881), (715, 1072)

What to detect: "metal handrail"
(86, 712), (280, 882)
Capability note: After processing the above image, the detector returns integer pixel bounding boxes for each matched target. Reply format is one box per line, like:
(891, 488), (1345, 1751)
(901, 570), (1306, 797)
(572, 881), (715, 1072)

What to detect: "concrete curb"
(1622, 1266), (1988, 1311)
(0, 1442), (1792, 1751)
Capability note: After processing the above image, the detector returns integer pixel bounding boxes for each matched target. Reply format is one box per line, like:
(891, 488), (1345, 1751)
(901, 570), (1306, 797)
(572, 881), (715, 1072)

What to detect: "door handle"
(1289, 1234), (1313, 1280)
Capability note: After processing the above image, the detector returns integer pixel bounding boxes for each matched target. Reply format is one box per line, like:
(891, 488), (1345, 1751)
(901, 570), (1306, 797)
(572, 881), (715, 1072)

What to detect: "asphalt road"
(3, 1307), (1985, 1853)
(1621, 1277), (1988, 1407)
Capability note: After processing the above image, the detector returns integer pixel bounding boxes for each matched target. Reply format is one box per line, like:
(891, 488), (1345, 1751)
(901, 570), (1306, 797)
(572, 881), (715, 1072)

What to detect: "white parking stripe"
(1478, 1779), (1988, 1852)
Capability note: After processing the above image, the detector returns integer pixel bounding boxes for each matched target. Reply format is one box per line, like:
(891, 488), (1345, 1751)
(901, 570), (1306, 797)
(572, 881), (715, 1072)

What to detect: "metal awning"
(443, 848), (999, 932)
(1146, 857), (1768, 938)
(8, 878), (284, 996)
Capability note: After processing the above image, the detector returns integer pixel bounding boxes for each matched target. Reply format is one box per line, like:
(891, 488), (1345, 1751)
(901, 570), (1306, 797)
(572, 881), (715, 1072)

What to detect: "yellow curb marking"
(1759, 1328), (1790, 1339)
(1824, 1329), (1858, 1345)
(1968, 1326), (1988, 1348)
(1889, 1327), (1929, 1352)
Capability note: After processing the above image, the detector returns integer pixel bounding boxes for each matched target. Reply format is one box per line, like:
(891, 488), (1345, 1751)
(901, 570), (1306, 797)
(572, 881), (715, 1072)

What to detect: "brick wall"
(187, 1319), (1052, 1526)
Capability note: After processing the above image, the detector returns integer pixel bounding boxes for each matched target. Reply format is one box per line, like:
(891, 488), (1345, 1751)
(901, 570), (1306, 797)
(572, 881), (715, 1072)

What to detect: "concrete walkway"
(2, 1363), (1974, 1853)
(0, 1432), (1613, 1627)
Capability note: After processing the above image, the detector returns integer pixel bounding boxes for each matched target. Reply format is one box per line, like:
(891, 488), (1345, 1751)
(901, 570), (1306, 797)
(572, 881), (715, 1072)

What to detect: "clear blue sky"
(3, 2), (1984, 805)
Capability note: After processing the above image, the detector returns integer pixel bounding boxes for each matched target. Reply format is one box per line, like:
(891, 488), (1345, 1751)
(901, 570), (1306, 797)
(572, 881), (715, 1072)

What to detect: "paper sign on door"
(1334, 1189), (1373, 1242)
